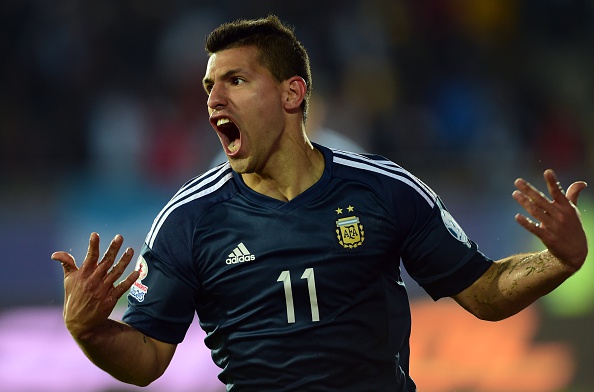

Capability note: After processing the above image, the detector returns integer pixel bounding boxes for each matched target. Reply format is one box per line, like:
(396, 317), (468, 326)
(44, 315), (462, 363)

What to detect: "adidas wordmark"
(226, 242), (255, 264)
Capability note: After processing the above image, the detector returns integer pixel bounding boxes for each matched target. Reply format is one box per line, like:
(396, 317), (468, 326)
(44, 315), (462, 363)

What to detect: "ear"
(283, 76), (307, 112)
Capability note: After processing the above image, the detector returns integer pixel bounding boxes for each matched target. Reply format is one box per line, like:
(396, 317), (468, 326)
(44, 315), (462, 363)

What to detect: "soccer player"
(52, 15), (588, 391)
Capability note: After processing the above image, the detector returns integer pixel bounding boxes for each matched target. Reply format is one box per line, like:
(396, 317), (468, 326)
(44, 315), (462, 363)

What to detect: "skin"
(51, 234), (176, 386)
(51, 44), (588, 386)
(203, 46), (324, 201)
(452, 169), (588, 320)
(50, 44), (325, 386)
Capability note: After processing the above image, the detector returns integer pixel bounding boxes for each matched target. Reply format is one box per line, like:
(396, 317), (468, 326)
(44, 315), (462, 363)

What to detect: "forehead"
(204, 46), (262, 79)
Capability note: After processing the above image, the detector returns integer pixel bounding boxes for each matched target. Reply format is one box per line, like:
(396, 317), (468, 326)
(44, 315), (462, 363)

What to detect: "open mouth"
(216, 117), (241, 154)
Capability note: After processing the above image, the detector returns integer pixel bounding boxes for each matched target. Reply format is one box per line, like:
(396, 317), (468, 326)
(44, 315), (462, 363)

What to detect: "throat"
(242, 147), (325, 202)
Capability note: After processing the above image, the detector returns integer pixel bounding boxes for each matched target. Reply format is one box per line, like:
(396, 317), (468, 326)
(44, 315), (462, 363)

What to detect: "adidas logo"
(226, 242), (255, 264)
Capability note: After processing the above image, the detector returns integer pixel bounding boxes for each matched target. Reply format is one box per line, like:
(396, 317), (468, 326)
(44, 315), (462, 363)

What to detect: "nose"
(207, 83), (227, 111)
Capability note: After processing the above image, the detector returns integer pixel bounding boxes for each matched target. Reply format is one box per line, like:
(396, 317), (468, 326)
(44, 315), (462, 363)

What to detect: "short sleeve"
(122, 243), (196, 344)
(401, 197), (493, 300)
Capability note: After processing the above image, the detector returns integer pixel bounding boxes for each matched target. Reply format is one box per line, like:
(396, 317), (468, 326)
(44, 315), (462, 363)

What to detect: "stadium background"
(1, 1), (593, 391)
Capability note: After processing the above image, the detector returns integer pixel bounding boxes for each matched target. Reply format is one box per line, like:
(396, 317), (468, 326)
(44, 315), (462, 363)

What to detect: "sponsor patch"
(129, 255), (149, 302)
(438, 198), (470, 247)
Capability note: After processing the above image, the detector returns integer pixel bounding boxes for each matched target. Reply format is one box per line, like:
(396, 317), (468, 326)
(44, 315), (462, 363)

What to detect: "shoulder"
(145, 163), (237, 249)
(328, 147), (437, 209)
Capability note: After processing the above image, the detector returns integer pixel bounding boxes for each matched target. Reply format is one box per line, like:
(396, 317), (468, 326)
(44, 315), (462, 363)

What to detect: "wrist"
(542, 249), (583, 275)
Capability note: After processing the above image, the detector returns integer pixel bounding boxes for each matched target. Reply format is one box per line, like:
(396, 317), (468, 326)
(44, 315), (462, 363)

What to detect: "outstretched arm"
(453, 169), (588, 321)
(52, 233), (176, 386)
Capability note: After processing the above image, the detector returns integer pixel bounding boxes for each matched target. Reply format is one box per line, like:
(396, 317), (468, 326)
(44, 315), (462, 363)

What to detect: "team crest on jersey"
(129, 255), (149, 302)
(335, 205), (365, 249)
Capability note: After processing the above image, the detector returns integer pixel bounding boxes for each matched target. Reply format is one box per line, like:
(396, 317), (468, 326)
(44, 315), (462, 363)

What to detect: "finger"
(515, 213), (545, 236)
(95, 235), (125, 276)
(514, 178), (552, 211)
(80, 232), (101, 276)
(51, 251), (78, 276)
(112, 269), (141, 299)
(566, 181), (588, 206)
(512, 189), (550, 225)
(543, 169), (574, 208)
(103, 247), (135, 287)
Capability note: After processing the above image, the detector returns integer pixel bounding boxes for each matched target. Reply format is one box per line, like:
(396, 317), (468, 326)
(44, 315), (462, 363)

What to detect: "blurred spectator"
(1, 1), (593, 390)
(0, 0), (592, 299)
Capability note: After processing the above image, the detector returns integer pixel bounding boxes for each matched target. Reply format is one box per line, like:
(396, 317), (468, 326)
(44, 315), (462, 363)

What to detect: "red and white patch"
(136, 256), (149, 280)
(129, 256), (149, 302)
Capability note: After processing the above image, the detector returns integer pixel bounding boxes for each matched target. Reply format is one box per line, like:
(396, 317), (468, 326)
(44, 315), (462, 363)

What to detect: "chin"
(227, 157), (251, 174)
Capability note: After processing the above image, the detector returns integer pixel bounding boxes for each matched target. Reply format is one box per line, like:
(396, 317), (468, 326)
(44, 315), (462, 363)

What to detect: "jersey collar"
(232, 143), (333, 212)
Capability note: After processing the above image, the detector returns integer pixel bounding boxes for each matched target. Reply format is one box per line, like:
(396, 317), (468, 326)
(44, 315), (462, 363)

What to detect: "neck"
(241, 139), (324, 202)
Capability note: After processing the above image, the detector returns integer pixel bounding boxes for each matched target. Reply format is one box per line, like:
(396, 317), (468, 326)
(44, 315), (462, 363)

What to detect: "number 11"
(277, 268), (320, 323)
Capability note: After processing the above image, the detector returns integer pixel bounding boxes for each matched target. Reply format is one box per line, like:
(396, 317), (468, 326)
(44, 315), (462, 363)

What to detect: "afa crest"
(335, 206), (365, 249)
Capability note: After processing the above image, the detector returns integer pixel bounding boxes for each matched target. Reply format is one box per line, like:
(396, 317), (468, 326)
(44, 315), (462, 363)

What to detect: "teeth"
(217, 118), (231, 126)
(228, 141), (239, 153)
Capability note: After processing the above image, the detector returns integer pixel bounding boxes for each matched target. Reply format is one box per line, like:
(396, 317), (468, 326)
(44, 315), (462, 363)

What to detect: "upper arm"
(400, 197), (493, 300)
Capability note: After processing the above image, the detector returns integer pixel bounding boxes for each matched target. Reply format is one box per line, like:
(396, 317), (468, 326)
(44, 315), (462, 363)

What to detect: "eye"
(231, 77), (244, 86)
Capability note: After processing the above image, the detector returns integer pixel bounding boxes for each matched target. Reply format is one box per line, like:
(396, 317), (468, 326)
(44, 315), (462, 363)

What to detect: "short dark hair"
(205, 15), (312, 122)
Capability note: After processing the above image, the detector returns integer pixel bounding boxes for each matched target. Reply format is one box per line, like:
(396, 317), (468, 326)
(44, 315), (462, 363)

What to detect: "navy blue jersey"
(123, 144), (492, 391)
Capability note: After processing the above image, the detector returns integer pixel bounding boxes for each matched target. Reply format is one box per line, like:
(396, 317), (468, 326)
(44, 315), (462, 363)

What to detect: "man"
(52, 15), (588, 391)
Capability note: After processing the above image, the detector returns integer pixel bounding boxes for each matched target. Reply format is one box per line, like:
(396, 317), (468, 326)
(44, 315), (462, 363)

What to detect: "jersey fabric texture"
(123, 144), (493, 391)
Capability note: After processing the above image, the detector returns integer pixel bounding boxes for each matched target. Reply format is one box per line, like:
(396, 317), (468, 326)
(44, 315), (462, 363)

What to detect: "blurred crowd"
(2, 0), (592, 190)
(2, 2), (594, 389)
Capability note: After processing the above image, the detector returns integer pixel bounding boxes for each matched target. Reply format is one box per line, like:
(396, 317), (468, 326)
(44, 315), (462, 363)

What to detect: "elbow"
(114, 373), (161, 388)
(472, 309), (507, 322)
(466, 300), (523, 322)
(454, 294), (515, 322)
(126, 380), (152, 388)
(107, 361), (166, 387)
(131, 376), (157, 388)
(132, 365), (169, 387)
(134, 380), (157, 388)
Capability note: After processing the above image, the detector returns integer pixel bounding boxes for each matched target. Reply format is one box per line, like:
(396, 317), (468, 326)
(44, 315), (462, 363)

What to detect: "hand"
(51, 233), (139, 340)
(513, 169), (588, 272)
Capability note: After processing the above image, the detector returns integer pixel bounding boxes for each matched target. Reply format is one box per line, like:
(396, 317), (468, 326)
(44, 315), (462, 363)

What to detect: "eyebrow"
(202, 68), (244, 90)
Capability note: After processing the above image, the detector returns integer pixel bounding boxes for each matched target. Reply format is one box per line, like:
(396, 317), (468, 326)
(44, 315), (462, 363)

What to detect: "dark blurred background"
(1, 1), (593, 391)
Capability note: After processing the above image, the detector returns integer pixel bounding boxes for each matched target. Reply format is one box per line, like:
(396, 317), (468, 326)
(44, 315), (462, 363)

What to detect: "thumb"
(51, 251), (79, 276)
(566, 181), (588, 206)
